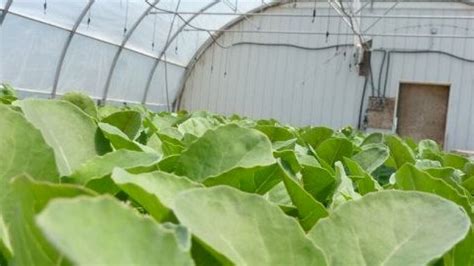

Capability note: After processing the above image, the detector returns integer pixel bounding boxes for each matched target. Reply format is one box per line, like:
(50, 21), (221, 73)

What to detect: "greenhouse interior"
(1, 0), (474, 265)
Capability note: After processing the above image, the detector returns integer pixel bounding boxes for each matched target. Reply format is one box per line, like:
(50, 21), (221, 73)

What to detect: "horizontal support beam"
(183, 28), (474, 39)
(149, 11), (474, 20)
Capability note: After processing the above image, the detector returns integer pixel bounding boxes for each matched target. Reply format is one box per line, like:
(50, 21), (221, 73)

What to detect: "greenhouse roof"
(1, 0), (471, 108)
(0, 0), (279, 107)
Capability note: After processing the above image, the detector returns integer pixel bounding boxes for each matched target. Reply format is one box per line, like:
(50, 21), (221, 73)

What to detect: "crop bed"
(0, 88), (473, 265)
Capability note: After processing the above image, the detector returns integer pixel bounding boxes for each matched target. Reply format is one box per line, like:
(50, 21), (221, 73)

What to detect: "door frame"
(394, 81), (452, 149)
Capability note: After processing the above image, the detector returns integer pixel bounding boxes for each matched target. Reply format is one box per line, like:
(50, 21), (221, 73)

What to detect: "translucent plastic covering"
(0, 0), (275, 108)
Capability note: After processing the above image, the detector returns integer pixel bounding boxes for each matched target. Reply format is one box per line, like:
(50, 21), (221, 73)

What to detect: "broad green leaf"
(344, 157), (382, 195)
(404, 137), (418, 151)
(415, 159), (442, 169)
(102, 110), (142, 140)
(191, 237), (232, 266)
(351, 144), (389, 173)
(282, 168), (328, 231)
(178, 117), (217, 137)
(424, 167), (465, 193)
(98, 122), (142, 151)
(174, 124), (275, 181)
(174, 186), (327, 265)
(301, 166), (336, 204)
(274, 149), (301, 174)
(295, 144), (322, 168)
(316, 137), (353, 166)
(68, 150), (161, 185)
(360, 132), (383, 146)
(161, 127), (185, 141)
(111, 168), (201, 221)
(418, 139), (441, 156)
(97, 105), (121, 119)
(464, 162), (474, 177)
(443, 153), (469, 170)
(0, 105), (59, 203)
(462, 176), (474, 194)
(202, 164), (284, 194)
(308, 191), (470, 266)
(255, 125), (295, 142)
(443, 227), (474, 266)
(98, 123), (156, 153)
(36, 196), (194, 266)
(16, 99), (110, 176)
(385, 135), (415, 169)
(0, 215), (12, 260)
(395, 164), (474, 221)
(2, 176), (94, 266)
(272, 139), (297, 151)
(158, 155), (181, 173)
(61, 91), (97, 118)
(152, 113), (186, 130)
(0, 103), (60, 261)
(300, 127), (334, 149)
(421, 148), (444, 162)
(331, 162), (361, 208)
(157, 133), (185, 156)
(265, 182), (292, 206)
(146, 133), (163, 153)
(0, 83), (17, 105)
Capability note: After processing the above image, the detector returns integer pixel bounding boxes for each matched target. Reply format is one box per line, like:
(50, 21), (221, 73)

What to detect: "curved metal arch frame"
(0, 0), (13, 25)
(51, 0), (95, 98)
(174, 0), (288, 110)
(141, 0), (220, 105)
(101, 0), (161, 102)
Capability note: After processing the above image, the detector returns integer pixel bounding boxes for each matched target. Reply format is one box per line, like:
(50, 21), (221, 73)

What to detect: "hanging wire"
(336, 13), (341, 51)
(175, 20), (180, 54)
(123, 0), (129, 35)
(43, 0), (47, 14)
(175, 34), (179, 55)
(312, 0), (317, 23)
(151, 11), (157, 50)
(210, 42), (216, 72)
(223, 34), (230, 76)
(326, 6), (331, 42)
(87, 8), (92, 27)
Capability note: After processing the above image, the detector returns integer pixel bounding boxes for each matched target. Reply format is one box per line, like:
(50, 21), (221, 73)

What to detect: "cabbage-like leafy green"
(308, 191), (470, 266)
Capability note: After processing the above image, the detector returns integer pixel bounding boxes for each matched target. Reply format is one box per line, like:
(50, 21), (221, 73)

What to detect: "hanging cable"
(377, 50), (387, 97)
(335, 14), (341, 51)
(123, 0), (129, 35)
(312, 0), (317, 23)
(223, 34), (230, 77)
(151, 12), (157, 50)
(326, 6), (331, 42)
(175, 35), (179, 55)
(357, 75), (369, 130)
(382, 52), (391, 98)
(43, 0), (47, 14)
(87, 8), (92, 27)
(210, 42), (216, 72)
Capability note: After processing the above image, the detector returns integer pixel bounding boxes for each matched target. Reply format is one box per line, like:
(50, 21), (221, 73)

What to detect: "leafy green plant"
(0, 84), (17, 105)
(0, 90), (472, 265)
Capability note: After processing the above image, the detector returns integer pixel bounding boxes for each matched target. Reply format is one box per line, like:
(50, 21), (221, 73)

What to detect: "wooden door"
(397, 83), (450, 146)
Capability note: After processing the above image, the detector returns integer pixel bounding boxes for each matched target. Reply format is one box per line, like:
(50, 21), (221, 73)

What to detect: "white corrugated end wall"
(180, 2), (474, 151)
